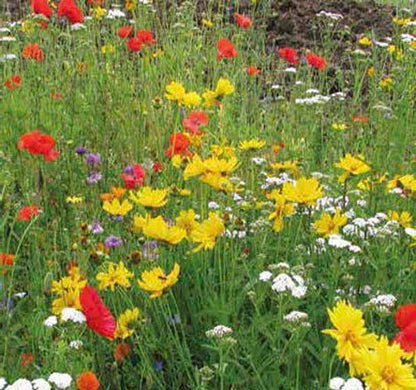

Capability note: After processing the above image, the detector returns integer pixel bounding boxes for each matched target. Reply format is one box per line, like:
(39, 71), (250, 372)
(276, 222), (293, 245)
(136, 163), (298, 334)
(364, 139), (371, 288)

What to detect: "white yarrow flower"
(259, 271), (273, 282)
(32, 379), (51, 390)
(44, 316), (58, 328)
(47, 374), (72, 389)
(61, 308), (86, 323)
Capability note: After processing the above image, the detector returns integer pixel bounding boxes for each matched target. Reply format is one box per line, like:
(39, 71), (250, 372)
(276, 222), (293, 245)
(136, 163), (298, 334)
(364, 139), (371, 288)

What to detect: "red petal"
(395, 304), (416, 331)
(394, 322), (416, 352)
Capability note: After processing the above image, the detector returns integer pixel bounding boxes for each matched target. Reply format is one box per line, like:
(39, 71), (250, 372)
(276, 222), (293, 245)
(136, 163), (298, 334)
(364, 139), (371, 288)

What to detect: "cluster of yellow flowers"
(323, 301), (416, 390)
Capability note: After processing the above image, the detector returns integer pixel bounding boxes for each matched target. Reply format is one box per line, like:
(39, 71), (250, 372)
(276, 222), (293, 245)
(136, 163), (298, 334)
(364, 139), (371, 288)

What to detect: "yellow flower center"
(381, 366), (395, 384)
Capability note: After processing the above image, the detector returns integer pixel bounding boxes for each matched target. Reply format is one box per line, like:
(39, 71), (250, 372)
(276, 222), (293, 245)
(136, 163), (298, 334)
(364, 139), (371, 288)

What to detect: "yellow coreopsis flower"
(202, 156), (239, 175)
(393, 17), (411, 26)
(190, 212), (225, 252)
(200, 173), (234, 192)
(175, 209), (199, 236)
(100, 44), (114, 54)
(91, 6), (106, 19)
(202, 90), (218, 107)
(66, 196), (84, 204)
(379, 76), (393, 88)
(267, 193), (295, 232)
(358, 36), (372, 46)
(201, 19), (213, 28)
(331, 122), (348, 131)
(269, 160), (299, 176)
(114, 308), (139, 339)
(322, 300), (378, 375)
(387, 211), (412, 228)
(335, 154), (371, 183)
(96, 262), (133, 291)
(130, 187), (169, 208)
(282, 177), (323, 206)
(182, 92), (201, 107)
(137, 263), (180, 298)
(165, 81), (186, 103)
(125, 0), (137, 11)
(360, 337), (416, 390)
(238, 138), (266, 151)
(214, 78), (234, 96)
(367, 67), (375, 77)
(210, 144), (236, 158)
(141, 215), (186, 245)
(313, 208), (347, 237)
(102, 199), (133, 216)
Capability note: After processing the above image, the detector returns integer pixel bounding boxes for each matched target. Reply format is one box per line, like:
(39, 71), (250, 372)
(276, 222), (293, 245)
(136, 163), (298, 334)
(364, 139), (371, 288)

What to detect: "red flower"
(126, 37), (141, 52)
(17, 130), (59, 161)
(245, 66), (259, 76)
(0, 253), (14, 267)
(351, 115), (368, 124)
(135, 30), (155, 46)
(22, 43), (44, 61)
(394, 304), (416, 352)
(4, 75), (21, 90)
(164, 132), (191, 158)
(117, 25), (133, 38)
(277, 47), (299, 65)
(50, 91), (62, 100)
(17, 206), (38, 221)
(120, 164), (145, 188)
(152, 162), (163, 172)
(86, 0), (102, 4)
(76, 371), (100, 390)
(182, 110), (208, 135)
(20, 353), (33, 367)
(57, 0), (83, 24)
(31, 0), (52, 18)
(80, 285), (116, 340)
(234, 13), (251, 28)
(305, 52), (326, 70)
(113, 343), (130, 361)
(216, 38), (237, 60)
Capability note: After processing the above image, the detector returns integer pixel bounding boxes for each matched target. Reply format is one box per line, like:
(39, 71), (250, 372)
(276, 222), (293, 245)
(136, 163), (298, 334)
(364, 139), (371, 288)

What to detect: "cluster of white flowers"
(0, 374), (72, 390)
(69, 340), (83, 350)
(295, 91), (347, 105)
(261, 173), (294, 190)
(60, 308), (86, 323)
(283, 311), (311, 327)
(43, 316), (58, 328)
(365, 293), (397, 313)
(316, 10), (343, 21)
(260, 265), (308, 298)
(330, 377), (365, 390)
(205, 325), (233, 339)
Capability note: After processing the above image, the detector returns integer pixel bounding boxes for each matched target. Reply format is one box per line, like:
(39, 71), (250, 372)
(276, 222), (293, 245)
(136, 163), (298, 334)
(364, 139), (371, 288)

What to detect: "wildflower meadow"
(1, 0), (416, 389)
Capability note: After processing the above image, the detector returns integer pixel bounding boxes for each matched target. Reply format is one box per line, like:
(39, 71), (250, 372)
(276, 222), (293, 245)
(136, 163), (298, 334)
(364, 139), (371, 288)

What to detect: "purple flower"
(86, 171), (102, 184)
(0, 298), (13, 313)
(123, 165), (134, 174)
(85, 153), (100, 165)
(89, 220), (103, 234)
(104, 235), (122, 248)
(142, 240), (159, 261)
(111, 215), (123, 222)
(166, 313), (181, 325)
(75, 146), (87, 155)
(153, 360), (163, 372)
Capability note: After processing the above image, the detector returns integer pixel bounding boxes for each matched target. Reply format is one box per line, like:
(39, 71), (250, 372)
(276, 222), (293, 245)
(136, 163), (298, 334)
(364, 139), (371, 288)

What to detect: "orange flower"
(234, 13), (251, 28)
(1, 253), (14, 274)
(245, 66), (259, 76)
(22, 43), (44, 61)
(111, 187), (125, 198)
(113, 343), (130, 361)
(20, 353), (33, 367)
(17, 205), (38, 221)
(4, 75), (21, 90)
(216, 38), (237, 60)
(76, 371), (100, 390)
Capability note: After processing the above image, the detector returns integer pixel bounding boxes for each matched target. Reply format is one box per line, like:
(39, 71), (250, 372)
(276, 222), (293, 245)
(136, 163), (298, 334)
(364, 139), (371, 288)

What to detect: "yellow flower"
(177, 188), (191, 196)
(238, 138), (266, 151)
(322, 300), (378, 375)
(210, 144), (236, 158)
(183, 155), (238, 179)
(379, 76), (393, 88)
(360, 337), (416, 390)
(387, 175), (416, 193)
(175, 209), (199, 236)
(331, 122), (348, 131)
(66, 196), (84, 204)
(96, 262), (133, 291)
(282, 177), (323, 206)
(269, 160), (299, 176)
(393, 17), (411, 26)
(367, 67), (375, 77)
(201, 19), (213, 28)
(358, 36), (372, 46)
(130, 187), (169, 208)
(410, 40), (416, 50)
(357, 174), (386, 192)
(124, 0), (137, 11)
(335, 154), (371, 183)
(202, 90), (218, 107)
(165, 81), (186, 102)
(190, 212), (225, 252)
(114, 308), (139, 339)
(387, 211), (412, 228)
(103, 199), (133, 216)
(136, 215), (186, 245)
(91, 6), (106, 19)
(387, 45), (396, 54)
(313, 208), (347, 237)
(100, 44), (114, 54)
(214, 78), (234, 96)
(137, 263), (180, 298)
(171, 154), (183, 167)
(200, 173), (234, 192)
(182, 92), (201, 107)
(267, 193), (294, 232)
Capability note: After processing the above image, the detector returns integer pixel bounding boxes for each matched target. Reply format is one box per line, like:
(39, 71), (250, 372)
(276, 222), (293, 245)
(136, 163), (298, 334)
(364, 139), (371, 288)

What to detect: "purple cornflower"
(89, 220), (103, 234)
(75, 146), (87, 155)
(123, 165), (134, 174)
(85, 153), (100, 165)
(142, 240), (159, 261)
(153, 360), (163, 372)
(86, 171), (102, 184)
(111, 215), (123, 222)
(104, 235), (122, 248)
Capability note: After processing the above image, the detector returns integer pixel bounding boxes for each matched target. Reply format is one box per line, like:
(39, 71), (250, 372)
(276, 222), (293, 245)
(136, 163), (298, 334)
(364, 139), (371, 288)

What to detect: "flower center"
(381, 366), (395, 384)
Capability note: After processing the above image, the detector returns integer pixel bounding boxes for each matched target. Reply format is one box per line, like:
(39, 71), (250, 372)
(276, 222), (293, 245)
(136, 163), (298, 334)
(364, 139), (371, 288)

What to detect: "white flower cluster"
(283, 311), (311, 327)
(317, 10), (343, 21)
(295, 91), (347, 105)
(61, 308), (86, 323)
(330, 377), (365, 390)
(342, 213), (398, 239)
(205, 325), (233, 339)
(260, 265), (307, 298)
(1, 373), (72, 390)
(365, 293), (397, 313)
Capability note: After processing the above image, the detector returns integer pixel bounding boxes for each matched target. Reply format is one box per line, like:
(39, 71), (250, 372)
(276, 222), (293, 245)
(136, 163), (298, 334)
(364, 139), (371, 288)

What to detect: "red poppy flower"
(394, 304), (416, 352)
(50, 91), (62, 100)
(76, 371), (100, 390)
(351, 115), (368, 124)
(31, 0), (52, 18)
(216, 38), (237, 60)
(277, 47), (299, 65)
(245, 66), (260, 76)
(4, 75), (21, 90)
(126, 37), (141, 52)
(17, 205), (38, 221)
(135, 30), (155, 46)
(234, 13), (251, 28)
(17, 130), (59, 161)
(0, 253), (14, 267)
(22, 43), (44, 61)
(85, 0), (102, 4)
(120, 164), (145, 188)
(305, 52), (326, 70)
(80, 285), (116, 340)
(20, 353), (33, 367)
(182, 110), (208, 135)
(57, 0), (83, 24)
(152, 162), (163, 172)
(164, 132), (191, 158)
(113, 343), (130, 361)
(117, 25), (133, 38)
